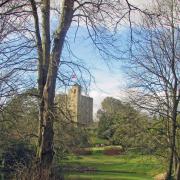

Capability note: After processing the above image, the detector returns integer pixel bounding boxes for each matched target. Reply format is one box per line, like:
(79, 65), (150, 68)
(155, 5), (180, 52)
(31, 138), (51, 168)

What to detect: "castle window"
(74, 89), (76, 94)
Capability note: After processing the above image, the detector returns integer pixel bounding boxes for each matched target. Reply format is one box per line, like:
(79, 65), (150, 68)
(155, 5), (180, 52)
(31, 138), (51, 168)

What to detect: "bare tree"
(0, 0), (36, 113)
(127, 0), (180, 179)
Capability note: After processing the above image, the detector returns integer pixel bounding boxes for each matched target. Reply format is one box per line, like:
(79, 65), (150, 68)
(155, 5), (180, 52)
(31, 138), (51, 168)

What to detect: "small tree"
(97, 97), (150, 151)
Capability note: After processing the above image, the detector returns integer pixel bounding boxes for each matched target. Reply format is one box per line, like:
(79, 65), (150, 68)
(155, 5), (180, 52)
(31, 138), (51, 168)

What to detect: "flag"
(72, 73), (77, 79)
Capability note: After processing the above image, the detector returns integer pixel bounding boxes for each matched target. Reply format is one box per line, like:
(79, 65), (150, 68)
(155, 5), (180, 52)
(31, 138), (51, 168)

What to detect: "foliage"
(1, 141), (35, 170)
(0, 91), (92, 165)
(54, 117), (92, 161)
(103, 147), (124, 156)
(0, 90), (38, 178)
(97, 97), (150, 150)
(72, 148), (92, 156)
(0, 89), (39, 149)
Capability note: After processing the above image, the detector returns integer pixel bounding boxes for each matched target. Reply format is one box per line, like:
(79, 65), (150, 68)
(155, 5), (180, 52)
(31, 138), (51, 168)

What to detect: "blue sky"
(51, 0), (153, 115)
(63, 26), (130, 115)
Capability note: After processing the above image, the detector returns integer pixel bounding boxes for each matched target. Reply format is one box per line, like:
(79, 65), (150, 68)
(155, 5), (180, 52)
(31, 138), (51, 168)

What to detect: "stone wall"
(57, 84), (93, 125)
(80, 95), (93, 125)
(67, 84), (81, 123)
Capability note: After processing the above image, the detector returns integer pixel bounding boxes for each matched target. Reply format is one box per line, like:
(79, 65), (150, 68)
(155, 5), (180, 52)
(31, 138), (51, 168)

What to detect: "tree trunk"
(174, 154), (177, 175)
(175, 160), (180, 180)
(37, 0), (50, 159)
(167, 2), (178, 176)
(38, 87), (55, 179)
(35, 0), (75, 179)
(167, 111), (177, 179)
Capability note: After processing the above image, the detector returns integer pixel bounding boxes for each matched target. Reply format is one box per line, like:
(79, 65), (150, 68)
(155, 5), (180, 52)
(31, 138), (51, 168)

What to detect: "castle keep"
(57, 84), (93, 125)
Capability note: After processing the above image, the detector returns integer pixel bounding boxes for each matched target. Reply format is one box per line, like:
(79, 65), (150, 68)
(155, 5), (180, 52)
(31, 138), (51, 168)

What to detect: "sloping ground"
(61, 148), (165, 180)
(65, 172), (152, 180)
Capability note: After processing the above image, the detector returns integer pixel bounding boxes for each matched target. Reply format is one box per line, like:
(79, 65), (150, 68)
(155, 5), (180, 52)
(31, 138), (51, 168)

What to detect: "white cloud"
(128, 0), (153, 7)
(89, 68), (127, 116)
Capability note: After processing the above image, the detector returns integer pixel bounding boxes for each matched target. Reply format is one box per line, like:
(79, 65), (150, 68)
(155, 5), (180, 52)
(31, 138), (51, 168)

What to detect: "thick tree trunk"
(30, 0), (75, 178)
(167, 130), (176, 179)
(167, 95), (178, 180)
(174, 154), (177, 175)
(37, 0), (50, 160)
(167, 112), (177, 179)
(175, 160), (180, 180)
(38, 88), (55, 179)
(36, 1), (75, 179)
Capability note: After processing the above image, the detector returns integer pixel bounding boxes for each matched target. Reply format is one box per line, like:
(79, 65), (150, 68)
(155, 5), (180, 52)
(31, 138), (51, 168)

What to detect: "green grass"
(61, 147), (165, 180)
(65, 172), (153, 180)
(90, 136), (109, 146)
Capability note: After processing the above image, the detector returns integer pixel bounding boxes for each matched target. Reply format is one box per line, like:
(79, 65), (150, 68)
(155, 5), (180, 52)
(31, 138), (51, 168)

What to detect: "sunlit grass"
(61, 148), (165, 180)
(65, 172), (153, 180)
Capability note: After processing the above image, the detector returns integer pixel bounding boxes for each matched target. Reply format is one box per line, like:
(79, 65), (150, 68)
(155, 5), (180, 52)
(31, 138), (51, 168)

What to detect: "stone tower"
(67, 84), (81, 123)
(67, 84), (93, 125)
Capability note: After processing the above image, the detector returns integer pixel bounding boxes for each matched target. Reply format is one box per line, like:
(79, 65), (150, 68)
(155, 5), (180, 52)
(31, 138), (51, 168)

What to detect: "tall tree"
(97, 97), (150, 150)
(0, 0), (35, 111)
(127, 0), (180, 179)
(29, 1), (76, 177)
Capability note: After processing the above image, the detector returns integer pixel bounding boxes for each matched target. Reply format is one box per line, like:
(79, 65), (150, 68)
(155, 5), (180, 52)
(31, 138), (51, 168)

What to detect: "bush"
(72, 148), (92, 156)
(103, 147), (124, 156)
(1, 142), (35, 170)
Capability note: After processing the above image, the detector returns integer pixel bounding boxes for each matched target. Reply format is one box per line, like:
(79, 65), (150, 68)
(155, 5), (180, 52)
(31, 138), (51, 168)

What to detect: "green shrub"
(103, 147), (124, 156)
(1, 142), (35, 170)
(72, 148), (92, 156)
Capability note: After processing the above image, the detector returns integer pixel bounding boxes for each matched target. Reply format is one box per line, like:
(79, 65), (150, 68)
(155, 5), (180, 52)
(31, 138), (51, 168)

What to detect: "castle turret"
(68, 84), (81, 123)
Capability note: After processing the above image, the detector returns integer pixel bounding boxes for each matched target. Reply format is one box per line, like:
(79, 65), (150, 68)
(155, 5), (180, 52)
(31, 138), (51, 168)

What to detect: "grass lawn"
(61, 147), (165, 180)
